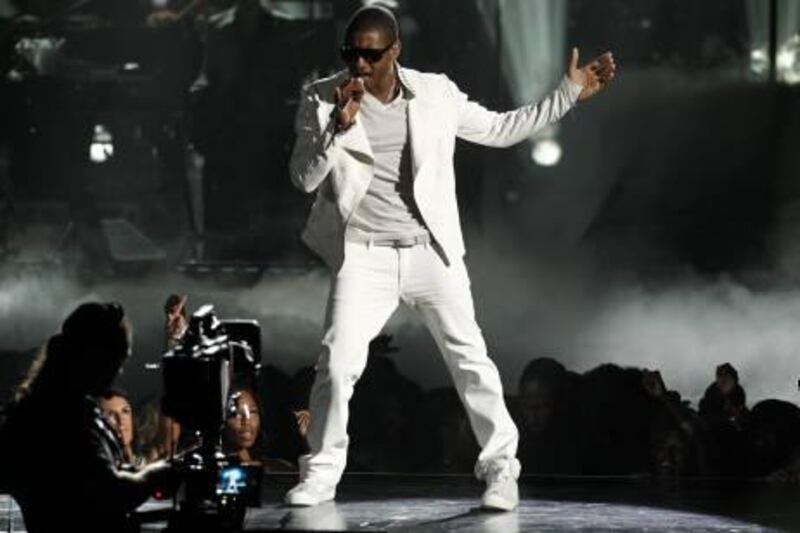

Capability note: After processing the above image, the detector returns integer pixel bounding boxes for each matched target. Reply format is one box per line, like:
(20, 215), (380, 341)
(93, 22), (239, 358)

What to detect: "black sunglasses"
(340, 42), (395, 63)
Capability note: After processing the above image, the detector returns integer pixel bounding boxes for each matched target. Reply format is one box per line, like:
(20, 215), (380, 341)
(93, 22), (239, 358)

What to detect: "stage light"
(749, 47), (769, 76)
(364, 0), (399, 8)
(531, 138), (562, 167)
(777, 34), (800, 84)
(474, 1), (566, 108)
(89, 124), (114, 164)
(15, 37), (64, 75)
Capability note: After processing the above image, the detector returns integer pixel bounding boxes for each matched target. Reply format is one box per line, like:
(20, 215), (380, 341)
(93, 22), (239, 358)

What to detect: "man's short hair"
(344, 5), (399, 44)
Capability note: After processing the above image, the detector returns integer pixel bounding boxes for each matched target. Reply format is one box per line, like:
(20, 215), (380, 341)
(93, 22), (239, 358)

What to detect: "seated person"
(699, 362), (748, 429)
(224, 387), (293, 471)
(0, 302), (173, 533)
(138, 401), (186, 463)
(698, 363), (749, 475)
(99, 388), (147, 470)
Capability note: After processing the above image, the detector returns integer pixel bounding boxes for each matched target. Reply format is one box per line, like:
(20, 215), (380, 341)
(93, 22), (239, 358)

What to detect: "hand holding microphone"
(333, 77), (365, 132)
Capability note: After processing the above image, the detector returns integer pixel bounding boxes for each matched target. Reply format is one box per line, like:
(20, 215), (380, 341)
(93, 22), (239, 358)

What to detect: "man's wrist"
(562, 75), (584, 104)
(331, 108), (354, 134)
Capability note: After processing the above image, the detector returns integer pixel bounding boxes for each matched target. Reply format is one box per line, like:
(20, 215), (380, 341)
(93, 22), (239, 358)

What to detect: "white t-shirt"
(346, 87), (429, 240)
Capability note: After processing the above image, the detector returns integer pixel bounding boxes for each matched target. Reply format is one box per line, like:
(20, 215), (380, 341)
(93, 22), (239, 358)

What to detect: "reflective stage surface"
(4, 474), (798, 531)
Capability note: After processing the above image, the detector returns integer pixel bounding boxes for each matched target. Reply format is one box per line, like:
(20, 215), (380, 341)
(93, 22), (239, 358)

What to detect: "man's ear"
(392, 39), (402, 60)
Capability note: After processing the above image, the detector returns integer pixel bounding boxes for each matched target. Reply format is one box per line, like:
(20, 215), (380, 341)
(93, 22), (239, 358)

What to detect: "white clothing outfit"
(290, 66), (583, 271)
(289, 66), (583, 485)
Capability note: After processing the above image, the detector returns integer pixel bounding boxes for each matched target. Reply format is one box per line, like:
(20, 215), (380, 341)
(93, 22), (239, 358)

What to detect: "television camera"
(152, 304), (263, 531)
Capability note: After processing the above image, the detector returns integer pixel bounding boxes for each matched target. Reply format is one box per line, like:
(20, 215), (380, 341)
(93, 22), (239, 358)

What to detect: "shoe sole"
(480, 494), (518, 512)
(284, 492), (335, 507)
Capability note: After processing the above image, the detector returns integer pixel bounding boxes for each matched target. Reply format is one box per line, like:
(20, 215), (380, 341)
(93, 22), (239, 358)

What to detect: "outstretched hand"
(568, 48), (616, 101)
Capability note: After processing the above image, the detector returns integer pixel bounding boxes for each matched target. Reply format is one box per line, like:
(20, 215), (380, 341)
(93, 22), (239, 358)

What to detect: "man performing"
(287, 5), (615, 510)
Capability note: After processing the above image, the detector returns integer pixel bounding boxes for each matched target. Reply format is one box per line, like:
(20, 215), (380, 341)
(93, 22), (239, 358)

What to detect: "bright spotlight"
(749, 47), (769, 77)
(777, 34), (800, 85)
(89, 124), (114, 164)
(531, 138), (562, 167)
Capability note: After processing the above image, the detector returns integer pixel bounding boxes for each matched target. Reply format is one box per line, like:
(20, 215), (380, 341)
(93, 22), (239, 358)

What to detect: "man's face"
(652, 429), (688, 477)
(716, 374), (736, 396)
(520, 381), (556, 434)
(343, 29), (400, 91)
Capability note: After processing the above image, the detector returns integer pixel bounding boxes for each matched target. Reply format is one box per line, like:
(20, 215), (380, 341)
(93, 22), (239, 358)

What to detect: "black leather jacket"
(0, 393), (141, 533)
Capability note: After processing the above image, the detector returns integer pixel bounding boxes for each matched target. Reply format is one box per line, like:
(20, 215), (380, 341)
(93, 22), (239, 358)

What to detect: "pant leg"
(302, 242), (401, 484)
(400, 244), (520, 480)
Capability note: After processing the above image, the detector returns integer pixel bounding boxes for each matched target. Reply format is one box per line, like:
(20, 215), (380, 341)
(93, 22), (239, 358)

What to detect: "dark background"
(1, 0), (799, 408)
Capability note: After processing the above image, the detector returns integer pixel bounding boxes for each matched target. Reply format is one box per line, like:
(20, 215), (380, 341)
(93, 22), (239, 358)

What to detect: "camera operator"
(0, 302), (174, 533)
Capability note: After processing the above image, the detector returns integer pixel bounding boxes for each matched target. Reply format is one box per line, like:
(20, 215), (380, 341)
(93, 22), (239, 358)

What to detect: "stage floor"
(3, 474), (798, 531)
(145, 473), (795, 532)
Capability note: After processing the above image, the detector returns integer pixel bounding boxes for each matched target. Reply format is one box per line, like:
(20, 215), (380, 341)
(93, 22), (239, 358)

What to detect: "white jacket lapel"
(408, 98), (428, 179)
(403, 70), (433, 181)
(339, 119), (374, 164)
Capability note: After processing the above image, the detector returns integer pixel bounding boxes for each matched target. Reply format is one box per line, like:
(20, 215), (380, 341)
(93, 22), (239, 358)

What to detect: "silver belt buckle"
(387, 237), (407, 248)
(369, 234), (428, 248)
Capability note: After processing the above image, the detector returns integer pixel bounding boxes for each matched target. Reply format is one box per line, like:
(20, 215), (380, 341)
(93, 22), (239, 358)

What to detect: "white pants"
(301, 240), (520, 484)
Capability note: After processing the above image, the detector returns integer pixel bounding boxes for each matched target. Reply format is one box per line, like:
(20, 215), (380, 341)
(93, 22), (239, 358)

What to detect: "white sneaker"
(284, 480), (336, 507)
(480, 473), (519, 511)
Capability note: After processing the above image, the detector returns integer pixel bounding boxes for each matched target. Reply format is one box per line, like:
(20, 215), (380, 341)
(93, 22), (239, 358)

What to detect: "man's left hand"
(568, 48), (616, 101)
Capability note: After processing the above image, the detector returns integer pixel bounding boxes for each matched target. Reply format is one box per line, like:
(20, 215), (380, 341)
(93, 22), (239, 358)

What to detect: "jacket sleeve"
(288, 84), (340, 193)
(83, 416), (176, 514)
(452, 76), (584, 148)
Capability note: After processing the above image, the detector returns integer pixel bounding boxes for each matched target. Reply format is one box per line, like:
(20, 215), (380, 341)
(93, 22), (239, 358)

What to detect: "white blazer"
(289, 66), (583, 270)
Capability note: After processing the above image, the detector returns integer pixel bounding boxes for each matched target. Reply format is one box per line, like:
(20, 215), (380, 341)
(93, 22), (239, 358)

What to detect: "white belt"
(346, 232), (431, 248)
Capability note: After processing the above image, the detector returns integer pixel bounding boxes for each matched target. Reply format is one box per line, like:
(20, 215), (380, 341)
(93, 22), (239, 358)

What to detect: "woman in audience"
(138, 400), (186, 462)
(224, 387), (294, 471)
(99, 388), (147, 470)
